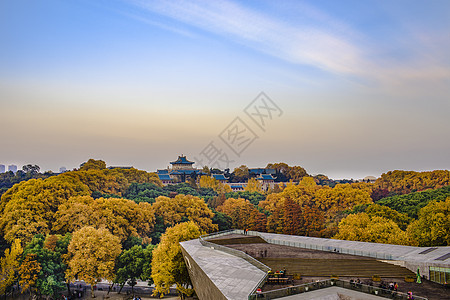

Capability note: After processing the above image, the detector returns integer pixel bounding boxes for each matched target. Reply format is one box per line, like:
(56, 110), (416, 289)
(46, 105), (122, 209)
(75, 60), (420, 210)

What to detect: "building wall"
(180, 246), (227, 300)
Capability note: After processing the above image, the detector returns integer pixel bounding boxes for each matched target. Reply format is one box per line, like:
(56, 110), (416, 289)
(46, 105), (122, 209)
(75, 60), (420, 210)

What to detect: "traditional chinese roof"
(157, 169), (169, 174)
(230, 184), (244, 189)
(170, 155), (194, 165)
(158, 174), (173, 181)
(171, 170), (205, 175)
(249, 168), (276, 175)
(256, 174), (275, 180)
(212, 174), (228, 181)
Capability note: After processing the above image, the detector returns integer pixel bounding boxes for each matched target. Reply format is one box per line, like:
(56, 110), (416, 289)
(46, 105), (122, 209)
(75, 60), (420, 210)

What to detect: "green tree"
(22, 234), (70, 298)
(151, 222), (202, 299)
(376, 185), (450, 219)
(365, 204), (411, 230)
(115, 245), (144, 295)
(113, 244), (156, 294)
(65, 227), (122, 298)
(22, 165), (40, 175)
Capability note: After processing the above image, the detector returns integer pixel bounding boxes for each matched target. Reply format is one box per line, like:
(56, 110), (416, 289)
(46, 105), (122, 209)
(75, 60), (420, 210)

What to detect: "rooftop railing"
(245, 230), (396, 260)
(248, 279), (428, 300)
(199, 230), (270, 273)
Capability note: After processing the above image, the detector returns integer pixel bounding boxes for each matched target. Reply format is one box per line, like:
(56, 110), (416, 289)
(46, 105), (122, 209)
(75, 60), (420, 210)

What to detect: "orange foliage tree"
(216, 198), (265, 230)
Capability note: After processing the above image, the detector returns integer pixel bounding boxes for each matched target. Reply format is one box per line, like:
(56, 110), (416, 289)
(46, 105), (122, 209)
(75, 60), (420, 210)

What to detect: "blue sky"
(1, 0), (449, 179)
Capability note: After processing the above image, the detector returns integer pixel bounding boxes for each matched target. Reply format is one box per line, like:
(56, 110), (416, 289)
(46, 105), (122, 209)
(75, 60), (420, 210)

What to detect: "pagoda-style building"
(157, 155), (204, 185)
(170, 155), (195, 170)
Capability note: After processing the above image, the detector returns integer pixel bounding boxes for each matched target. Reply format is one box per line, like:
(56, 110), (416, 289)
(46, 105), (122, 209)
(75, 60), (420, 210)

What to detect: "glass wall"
(429, 266), (450, 284)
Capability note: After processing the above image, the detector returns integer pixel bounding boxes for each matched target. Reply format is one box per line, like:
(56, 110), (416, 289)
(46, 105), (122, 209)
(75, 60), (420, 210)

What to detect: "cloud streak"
(124, 0), (450, 89)
(127, 0), (364, 75)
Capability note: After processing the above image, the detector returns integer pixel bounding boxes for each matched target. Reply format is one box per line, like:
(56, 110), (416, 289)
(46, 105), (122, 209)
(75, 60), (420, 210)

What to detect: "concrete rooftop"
(180, 238), (266, 300)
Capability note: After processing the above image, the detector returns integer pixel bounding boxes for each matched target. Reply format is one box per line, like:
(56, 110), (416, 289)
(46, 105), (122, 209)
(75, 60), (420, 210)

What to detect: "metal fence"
(244, 230), (396, 260)
(199, 230), (270, 273)
(249, 279), (428, 300)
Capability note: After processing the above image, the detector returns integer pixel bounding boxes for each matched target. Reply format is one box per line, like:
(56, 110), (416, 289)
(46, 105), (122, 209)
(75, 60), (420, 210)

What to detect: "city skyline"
(1, 0), (449, 179)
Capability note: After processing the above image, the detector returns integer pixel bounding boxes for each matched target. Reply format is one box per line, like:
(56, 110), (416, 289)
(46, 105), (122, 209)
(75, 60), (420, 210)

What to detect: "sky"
(1, 0), (449, 179)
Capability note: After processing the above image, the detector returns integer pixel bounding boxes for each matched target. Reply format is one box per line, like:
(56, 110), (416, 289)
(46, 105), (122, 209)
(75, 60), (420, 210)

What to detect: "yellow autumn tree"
(0, 176), (90, 244)
(233, 165), (250, 181)
(0, 239), (23, 295)
(259, 193), (325, 236)
(19, 254), (42, 297)
(315, 183), (373, 219)
(280, 178), (319, 207)
(216, 198), (264, 230)
(375, 170), (450, 195)
(65, 226), (121, 298)
(407, 197), (450, 246)
(108, 168), (163, 187)
(152, 194), (217, 233)
(52, 196), (155, 242)
(198, 176), (231, 194)
(259, 193), (285, 233)
(333, 213), (411, 245)
(79, 159), (106, 171)
(151, 221), (202, 298)
(245, 178), (264, 193)
(62, 170), (128, 197)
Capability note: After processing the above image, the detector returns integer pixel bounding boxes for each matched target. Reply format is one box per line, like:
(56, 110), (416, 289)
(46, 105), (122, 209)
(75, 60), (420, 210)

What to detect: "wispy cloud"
(126, 0), (364, 75)
(124, 0), (450, 88)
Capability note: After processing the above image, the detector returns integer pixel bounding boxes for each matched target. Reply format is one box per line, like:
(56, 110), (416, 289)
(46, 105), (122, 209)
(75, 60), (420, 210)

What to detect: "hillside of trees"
(0, 160), (449, 299)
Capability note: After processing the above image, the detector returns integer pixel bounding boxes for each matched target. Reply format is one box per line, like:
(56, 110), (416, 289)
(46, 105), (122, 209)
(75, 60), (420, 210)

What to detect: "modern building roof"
(181, 230), (448, 299)
(212, 174), (228, 181)
(180, 238), (266, 300)
(170, 155), (194, 165)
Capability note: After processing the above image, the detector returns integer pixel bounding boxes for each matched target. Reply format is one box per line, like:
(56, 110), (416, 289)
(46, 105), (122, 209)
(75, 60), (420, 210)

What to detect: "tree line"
(1, 159), (449, 299)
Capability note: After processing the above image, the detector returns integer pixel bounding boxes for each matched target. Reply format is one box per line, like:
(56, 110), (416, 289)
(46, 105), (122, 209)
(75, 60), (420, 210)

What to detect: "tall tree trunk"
(118, 283), (125, 294)
(66, 282), (71, 298)
(107, 283), (114, 296)
(91, 285), (95, 298)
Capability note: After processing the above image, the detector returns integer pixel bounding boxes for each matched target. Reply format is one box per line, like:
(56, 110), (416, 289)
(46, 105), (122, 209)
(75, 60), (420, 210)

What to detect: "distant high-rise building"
(8, 164), (17, 173)
(0, 164), (5, 173)
(59, 167), (67, 173)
